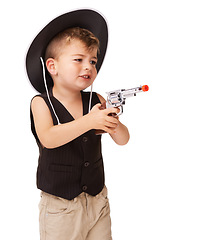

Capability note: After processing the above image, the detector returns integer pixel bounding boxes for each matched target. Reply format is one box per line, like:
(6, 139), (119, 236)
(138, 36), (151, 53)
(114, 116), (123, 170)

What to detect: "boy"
(26, 9), (129, 240)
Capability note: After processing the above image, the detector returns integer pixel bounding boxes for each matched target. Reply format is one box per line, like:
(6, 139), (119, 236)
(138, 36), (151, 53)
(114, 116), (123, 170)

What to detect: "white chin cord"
(40, 57), (61, 125)
(88, 83), (93, 113)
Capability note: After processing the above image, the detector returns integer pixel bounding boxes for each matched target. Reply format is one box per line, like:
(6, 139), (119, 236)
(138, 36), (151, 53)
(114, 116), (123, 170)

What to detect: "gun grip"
(99, 101), (107, 110)
(95, 102), (119, 135)
(95, 102), (107, 135)
(108, 112), (117, 117)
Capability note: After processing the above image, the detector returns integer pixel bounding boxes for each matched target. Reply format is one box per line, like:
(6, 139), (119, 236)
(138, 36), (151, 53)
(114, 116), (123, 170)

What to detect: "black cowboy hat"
(26, 9), (108, 93)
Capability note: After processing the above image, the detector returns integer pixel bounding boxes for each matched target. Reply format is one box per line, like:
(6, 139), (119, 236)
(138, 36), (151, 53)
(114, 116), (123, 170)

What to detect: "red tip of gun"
(142, 85), (149, 92)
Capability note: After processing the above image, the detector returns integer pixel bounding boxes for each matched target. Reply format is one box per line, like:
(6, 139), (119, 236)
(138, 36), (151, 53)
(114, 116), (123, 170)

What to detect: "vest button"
(82, 137), (88, 142)
(84, 162), (90, 167)
(82, 185), (88, 191)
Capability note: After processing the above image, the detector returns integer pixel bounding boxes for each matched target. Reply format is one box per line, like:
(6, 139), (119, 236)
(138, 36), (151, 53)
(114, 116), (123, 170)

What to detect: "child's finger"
(105, 107), (120, 115)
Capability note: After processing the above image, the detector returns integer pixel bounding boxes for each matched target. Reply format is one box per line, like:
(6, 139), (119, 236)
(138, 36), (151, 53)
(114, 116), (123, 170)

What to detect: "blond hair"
(45, 27), (100, 61)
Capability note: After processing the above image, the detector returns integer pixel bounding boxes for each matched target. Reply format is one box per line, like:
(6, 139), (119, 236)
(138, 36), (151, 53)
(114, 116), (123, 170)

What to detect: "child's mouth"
(80, 75), (91, 79)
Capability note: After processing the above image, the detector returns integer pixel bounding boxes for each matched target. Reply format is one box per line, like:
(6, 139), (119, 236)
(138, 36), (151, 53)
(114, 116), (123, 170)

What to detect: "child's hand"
(87, 103), (120, 134)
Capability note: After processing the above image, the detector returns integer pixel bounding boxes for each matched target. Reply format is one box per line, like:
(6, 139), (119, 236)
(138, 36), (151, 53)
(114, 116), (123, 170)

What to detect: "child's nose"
(84, 62), (92, 71)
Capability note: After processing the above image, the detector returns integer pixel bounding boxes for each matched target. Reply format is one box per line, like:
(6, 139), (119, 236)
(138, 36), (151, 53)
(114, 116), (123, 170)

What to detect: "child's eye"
(90, 60), (97, 66)
(74, 59), (82, 62)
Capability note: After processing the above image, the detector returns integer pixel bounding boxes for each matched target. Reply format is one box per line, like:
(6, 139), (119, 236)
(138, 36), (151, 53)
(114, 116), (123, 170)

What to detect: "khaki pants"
(39, 186), (112, 240)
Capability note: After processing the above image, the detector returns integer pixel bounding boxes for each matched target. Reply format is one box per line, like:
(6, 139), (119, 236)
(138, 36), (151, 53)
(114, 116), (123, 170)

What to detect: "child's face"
(53, 39), (98, 92)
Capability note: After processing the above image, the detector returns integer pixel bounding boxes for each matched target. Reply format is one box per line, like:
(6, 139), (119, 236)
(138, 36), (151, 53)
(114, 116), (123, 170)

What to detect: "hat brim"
(26, 9), (108, 93)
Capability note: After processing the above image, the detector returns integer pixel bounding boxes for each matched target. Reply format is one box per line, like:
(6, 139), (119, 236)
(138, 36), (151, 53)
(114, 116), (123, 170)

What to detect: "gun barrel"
(106, 85), (149, 106)
(120, 85), (149, 98)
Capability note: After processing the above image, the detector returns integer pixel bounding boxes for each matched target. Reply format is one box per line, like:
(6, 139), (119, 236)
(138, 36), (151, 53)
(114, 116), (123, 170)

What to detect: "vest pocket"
(49, 164), (73, 172)
(94, 158), (103, 168)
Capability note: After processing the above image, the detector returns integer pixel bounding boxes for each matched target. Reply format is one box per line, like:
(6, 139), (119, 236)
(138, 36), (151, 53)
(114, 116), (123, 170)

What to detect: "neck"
(52, 84), (82, 102)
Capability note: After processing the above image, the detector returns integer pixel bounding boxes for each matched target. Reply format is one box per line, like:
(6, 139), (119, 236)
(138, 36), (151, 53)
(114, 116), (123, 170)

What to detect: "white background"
(1, 0), (209, 239)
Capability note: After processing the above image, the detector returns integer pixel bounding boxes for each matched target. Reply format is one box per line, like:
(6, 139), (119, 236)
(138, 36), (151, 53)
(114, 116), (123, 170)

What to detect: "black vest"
(30, 90), (104, 200)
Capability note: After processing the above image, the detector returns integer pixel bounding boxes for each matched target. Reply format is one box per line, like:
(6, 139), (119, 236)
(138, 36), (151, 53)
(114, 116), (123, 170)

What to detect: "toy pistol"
(105, 85), (149, 115)
(96, 85), (149, 135)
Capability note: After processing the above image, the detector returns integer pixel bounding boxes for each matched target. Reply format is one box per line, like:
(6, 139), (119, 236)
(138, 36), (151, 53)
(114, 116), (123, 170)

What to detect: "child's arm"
(31, 96), (120, 149)
(97, 94), (130, 145)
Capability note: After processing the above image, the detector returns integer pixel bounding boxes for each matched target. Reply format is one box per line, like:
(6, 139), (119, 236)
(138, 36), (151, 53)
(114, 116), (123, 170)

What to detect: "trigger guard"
(117, 106), (123, 116)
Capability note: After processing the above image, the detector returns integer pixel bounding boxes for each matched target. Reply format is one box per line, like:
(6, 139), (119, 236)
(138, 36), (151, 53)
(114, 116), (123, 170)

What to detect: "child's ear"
(46, 58), (57, 75)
